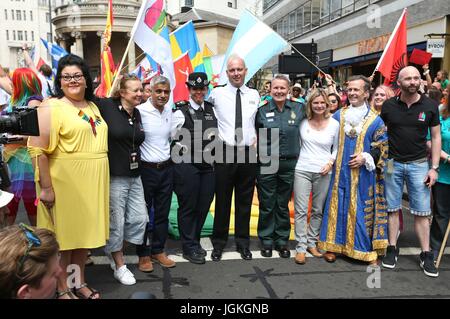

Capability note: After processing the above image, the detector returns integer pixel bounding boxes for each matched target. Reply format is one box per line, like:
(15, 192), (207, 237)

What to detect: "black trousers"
(174, 163), (215, 254)
(136, 164), (173, 257)
(212, 146), (257, 250)
(430, 182), (450, 254)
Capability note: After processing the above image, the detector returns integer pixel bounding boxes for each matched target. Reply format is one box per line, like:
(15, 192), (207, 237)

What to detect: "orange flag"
(173, 52), (193, 102)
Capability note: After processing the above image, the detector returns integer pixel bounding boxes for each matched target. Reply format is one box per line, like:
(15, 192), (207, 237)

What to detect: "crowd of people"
(0, 50), (448, 299)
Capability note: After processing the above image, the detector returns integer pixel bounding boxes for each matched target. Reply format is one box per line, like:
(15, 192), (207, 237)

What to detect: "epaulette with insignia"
(259, 99), (270, 107)
(173, 100), (189, 112)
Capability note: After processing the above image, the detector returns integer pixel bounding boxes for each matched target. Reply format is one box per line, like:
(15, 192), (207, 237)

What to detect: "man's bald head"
(397, 66), (421, 95)
(398, 66), (420, 81)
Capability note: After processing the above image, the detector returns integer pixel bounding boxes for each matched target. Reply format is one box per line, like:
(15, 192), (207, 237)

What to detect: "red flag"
(374, 8), (407, 88)
(173, 52), (193, 103)
(36, 58), (46, 70)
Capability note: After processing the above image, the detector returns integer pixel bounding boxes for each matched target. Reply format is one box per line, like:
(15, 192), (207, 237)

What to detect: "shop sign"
(426, 39), (445, 58)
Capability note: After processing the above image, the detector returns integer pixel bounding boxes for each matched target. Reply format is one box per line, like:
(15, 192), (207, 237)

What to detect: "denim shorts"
(384, 159), (431, 216)
(105, 176), (149, 253)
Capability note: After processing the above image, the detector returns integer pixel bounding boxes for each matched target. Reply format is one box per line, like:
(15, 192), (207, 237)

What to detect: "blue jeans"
(384, 159), (431, 216)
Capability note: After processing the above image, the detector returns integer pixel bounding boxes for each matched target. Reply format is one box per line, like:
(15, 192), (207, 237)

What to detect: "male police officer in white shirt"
(208, 54), (260, 261)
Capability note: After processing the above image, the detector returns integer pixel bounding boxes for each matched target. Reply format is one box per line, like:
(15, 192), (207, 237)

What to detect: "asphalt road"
(14, 200), (450, 301)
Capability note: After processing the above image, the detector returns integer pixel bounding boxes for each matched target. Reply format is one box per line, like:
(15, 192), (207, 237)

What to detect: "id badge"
(130, 150), (139, 170)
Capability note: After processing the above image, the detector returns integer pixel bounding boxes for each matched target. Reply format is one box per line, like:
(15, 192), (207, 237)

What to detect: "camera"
(0, 107), (40, 190)
(0, 107), (40, 136)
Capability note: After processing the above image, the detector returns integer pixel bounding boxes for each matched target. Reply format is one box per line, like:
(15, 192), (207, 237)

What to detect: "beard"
(400, 83), (420, 94)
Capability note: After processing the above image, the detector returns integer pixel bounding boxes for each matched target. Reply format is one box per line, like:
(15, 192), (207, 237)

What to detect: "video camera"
(0, 107), (40, 137)
(0, 107), (40, 190)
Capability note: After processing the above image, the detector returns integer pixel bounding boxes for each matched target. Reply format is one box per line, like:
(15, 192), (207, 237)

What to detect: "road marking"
(90, 247), (450, 265)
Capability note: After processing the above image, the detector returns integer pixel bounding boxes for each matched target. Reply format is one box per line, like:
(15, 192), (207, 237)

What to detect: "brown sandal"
(73, 283), (100, 299)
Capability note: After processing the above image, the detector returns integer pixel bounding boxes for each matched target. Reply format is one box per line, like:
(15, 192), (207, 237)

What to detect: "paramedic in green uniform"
(256, 74), (305, 258)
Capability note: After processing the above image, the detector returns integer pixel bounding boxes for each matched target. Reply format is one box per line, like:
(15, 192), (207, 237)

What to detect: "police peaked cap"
(186, 72), (210, 88)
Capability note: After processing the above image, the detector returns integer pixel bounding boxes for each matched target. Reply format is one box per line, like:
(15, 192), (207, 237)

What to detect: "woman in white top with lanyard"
(293, 89), (339, 265)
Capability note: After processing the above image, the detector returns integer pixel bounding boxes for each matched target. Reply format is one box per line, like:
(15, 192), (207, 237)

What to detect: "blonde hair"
(0, 225), (59, 299)
(113, 74), (142, 99)
(371, 85), (395, 112)
(306, 89), (331, 120)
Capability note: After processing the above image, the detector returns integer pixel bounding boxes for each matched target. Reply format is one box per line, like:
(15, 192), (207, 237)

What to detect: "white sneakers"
(114, 265), (136, 285)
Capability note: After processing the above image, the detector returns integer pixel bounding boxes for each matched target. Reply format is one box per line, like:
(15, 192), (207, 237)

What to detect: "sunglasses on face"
(17, 223), (41, 271)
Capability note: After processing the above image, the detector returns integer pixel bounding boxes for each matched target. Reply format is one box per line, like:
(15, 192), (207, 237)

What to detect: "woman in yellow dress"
(28, 54), (109, 299)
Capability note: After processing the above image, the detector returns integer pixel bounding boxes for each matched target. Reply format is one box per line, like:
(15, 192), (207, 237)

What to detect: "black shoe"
(183, 251), (206, 264)
(196, 247), (207, 257)
(382, 245), (399, 269)
(237, 247), (252, 260)
(419, 251), (439, 278)
(276, 247), (291, 258)
(211, 249), (222, 262)
(261, 248), (272, 258)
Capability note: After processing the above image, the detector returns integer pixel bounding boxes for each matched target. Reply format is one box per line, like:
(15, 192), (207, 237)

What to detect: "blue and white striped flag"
(40, 38), (68, 75)
(218, 10), (290, 85)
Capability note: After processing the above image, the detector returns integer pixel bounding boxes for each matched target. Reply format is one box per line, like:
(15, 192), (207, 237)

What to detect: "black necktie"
(235, 88), (243, 144)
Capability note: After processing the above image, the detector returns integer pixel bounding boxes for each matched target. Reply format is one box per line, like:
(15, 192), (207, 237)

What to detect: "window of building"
(18, 31), (23, 41)
(31, 31), (34, 41)
(296, 7), (303, 34)
(303, 1), (311, 32)
(320, 0), (331, 25)
(24, 31), (27, 41)
(354, 0), (369, 10)
(30, 11), (33, 21)
(272, 23), (278, 33)
(185, 0), (193, 7)
(6, 30), (9, 41)
(23, 10), (26, 21)
(11, 10), (14, 20)
(13, 30), (16, 41)
(4, 9), (7, 20)
(288, 12), (296, 34)
(312, 0), (321, 28)
(46, 12), (50, 23)
(342, 0), (354, 16)
(331, 0), (342, 20)
(16, 10), (21, 20)
(282, 16), (288, 38)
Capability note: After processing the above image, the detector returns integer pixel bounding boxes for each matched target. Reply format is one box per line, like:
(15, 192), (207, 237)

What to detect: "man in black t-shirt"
(380, 66), (442, 277)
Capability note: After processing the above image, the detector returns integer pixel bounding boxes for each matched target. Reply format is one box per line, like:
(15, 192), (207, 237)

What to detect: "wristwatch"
(431, 165), (439, 173)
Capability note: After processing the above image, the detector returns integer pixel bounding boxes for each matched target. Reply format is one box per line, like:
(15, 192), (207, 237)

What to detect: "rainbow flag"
(170, 21), (205, 73)
(96, 0), (116, 97)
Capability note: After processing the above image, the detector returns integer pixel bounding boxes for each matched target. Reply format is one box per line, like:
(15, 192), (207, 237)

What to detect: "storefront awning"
(329, 42), (427, 67)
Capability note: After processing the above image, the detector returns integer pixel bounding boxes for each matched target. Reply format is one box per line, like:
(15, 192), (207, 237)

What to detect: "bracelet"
(41, 185), (53, 190)
(423, 70), (430, 75)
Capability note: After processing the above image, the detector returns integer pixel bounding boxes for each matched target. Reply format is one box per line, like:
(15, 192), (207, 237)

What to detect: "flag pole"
(108, 0), (148, 97)
(436, 221), (450, 268)
(289, 44), (327, 75)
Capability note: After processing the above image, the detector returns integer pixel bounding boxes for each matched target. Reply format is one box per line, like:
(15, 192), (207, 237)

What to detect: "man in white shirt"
(135, 75), (175, 271)
(208, 54), (260, 261)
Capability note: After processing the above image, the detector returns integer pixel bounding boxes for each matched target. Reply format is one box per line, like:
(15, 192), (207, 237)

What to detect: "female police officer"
(172, 72), (218, 264)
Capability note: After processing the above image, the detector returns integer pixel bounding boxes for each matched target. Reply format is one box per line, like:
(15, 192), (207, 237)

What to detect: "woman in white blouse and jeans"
(293, 89), (339, 264)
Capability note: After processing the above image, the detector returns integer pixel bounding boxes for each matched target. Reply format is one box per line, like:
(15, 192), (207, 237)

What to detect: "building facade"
(167, 0), (262, 18)
(263, 0), (450, 87)
(0, 0), (68, 69)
